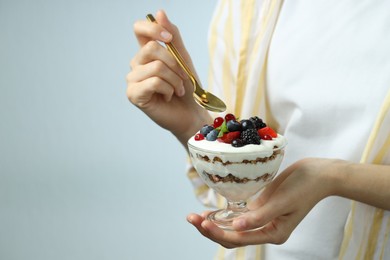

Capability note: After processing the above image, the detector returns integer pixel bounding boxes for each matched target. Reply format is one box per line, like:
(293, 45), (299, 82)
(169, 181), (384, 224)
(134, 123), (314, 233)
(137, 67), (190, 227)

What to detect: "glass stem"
(226, 200), (249, 213)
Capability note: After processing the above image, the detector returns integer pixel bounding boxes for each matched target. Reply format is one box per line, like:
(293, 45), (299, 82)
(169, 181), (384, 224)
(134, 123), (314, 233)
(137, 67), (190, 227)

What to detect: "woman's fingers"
(127, 77), (175, 106)
(133, 19), (172, 47)
(188, 213), (296, 248)
(130, 41), (187, 80)
(127, 60), (185, 98)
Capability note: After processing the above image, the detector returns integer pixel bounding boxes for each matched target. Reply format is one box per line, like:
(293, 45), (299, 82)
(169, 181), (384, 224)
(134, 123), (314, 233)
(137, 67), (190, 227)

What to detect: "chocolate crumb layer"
(203, 171), (273, 184)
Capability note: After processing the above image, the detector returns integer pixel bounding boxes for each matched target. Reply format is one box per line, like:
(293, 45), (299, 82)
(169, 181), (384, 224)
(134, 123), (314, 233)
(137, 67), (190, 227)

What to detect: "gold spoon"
(146, 14), (226, 112)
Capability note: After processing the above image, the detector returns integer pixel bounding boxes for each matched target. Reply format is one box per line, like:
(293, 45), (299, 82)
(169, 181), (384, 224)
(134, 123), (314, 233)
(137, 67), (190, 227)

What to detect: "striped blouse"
(187, 0), (390, 259)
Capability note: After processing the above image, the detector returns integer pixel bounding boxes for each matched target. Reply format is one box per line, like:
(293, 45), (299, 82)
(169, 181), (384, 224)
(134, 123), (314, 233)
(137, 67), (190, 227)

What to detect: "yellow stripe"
(373, 131), (390, 164)
(208, 0), (227, 94)
(364, 209), (385, 260)
(250, 0), (280, 71)
(222, 1), (235, 111)
(216, 193), (226, 209)
(340, 91), (390, 259)
(215, 246), (225, 260)
(236, 247), (246, 259)
(255, 245), (263, 259)
(235, 0), (256, 117)
(194, 184), (210, 197)
(356, 213), (369, 259)
(339, 202), (356, 259)
(253, 0), (282, 123)
(253, 61), (266, 116)
(361, 119), (390, 259)
(379, 216), (390, 259)
(187, 168), (199, 179)
(361, 90), (390, 163)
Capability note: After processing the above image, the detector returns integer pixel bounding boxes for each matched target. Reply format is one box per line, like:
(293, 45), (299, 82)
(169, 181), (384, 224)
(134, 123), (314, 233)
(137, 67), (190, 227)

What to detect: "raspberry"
(218, 131), (241, 144)
(258, 126), (277, 139)
(241, 129), (261, 145)
(262, 134), (272, 140)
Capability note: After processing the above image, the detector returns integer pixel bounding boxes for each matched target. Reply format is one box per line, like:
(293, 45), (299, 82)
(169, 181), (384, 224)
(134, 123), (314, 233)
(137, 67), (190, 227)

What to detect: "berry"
(262, 134), (273, 140)
(194, 133), (205, 141)
(200, 125), (214, 136)
(218, 131), (241, 144)
(250, 116), (267, 129)
(232, 139), (245, 147)
(227, 120), (242, 132)
(224, 113), (236, 122)
(240, 119), (255, 131)
(206, 129), (219, 141)
(213, 117), (224, 128)
(241, 128), (261, 145)
(258, 126), (277, 139)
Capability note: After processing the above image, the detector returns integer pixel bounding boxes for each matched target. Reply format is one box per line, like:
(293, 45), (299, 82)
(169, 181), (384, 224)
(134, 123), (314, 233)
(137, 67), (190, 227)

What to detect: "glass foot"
(207, 201), (249, 231)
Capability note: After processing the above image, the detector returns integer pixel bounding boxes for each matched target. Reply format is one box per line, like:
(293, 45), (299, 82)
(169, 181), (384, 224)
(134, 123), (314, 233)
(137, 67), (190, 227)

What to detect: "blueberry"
(200, 125), (214, 136)
(227, 120), (242, 132)
(206, 129), (219, 141)
(240, 119), (255, 131)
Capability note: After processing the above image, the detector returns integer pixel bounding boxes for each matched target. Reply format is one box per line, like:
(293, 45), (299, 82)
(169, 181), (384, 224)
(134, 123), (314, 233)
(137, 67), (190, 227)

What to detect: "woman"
(127, 1), (390, 259)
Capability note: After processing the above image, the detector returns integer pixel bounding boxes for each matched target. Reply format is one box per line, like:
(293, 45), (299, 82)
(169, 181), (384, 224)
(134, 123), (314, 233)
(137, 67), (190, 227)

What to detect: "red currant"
(194, 133), (204, 141)
(213, 117), (224, 128)
(224, 113), (236, 122)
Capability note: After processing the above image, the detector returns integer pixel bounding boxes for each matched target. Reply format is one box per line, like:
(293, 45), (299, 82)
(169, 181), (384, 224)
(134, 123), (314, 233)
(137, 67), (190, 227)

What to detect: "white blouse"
(265, 1), (390, 259)
(187, 0), (390, 259)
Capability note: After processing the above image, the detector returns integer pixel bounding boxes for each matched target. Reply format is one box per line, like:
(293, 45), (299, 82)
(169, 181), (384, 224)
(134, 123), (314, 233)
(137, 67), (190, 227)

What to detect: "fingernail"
(160, 31), (172, 41)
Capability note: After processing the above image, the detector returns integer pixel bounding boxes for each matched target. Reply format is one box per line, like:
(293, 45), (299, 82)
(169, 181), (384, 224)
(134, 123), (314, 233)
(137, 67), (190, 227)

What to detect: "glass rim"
(187, 141), (287, 155)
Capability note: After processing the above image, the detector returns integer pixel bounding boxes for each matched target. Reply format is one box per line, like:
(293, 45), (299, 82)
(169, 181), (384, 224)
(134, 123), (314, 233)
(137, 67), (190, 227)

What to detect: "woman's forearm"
(329, 162), (390, 210)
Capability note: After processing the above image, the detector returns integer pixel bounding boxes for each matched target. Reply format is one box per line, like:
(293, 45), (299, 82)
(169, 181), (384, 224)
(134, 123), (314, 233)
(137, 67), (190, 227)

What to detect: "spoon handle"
(146, 14), (196, 82)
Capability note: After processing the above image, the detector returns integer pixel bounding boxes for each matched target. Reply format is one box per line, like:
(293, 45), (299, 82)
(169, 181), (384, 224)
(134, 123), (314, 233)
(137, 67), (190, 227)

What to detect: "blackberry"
(240, 128), (261, 145)
(240, 119), (255, 131)
(232, 139), (245, 147)
(250, 116), (266, 129)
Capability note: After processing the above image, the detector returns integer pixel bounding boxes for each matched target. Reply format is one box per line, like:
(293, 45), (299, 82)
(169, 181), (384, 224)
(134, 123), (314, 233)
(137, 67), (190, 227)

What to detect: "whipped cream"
(188, 133), (287, 160)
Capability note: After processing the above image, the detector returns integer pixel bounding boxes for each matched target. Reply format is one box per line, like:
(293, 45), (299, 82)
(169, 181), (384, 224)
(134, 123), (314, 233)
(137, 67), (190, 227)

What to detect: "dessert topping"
(195, 113), (279, 147)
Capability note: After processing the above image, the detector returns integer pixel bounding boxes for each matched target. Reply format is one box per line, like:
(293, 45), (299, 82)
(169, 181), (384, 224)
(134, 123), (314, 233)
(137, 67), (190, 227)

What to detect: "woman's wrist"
(174, 109), (212, 148)
(320, 159), (352, 198)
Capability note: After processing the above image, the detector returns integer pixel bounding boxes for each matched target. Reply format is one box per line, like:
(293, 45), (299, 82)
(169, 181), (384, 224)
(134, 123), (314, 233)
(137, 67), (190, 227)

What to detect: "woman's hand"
(126, 10), (211, 145)
(187, 158), (341, 248)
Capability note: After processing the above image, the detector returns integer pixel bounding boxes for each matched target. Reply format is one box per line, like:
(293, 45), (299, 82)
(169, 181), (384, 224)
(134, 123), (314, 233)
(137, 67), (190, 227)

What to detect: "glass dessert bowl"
(187, 114), (287, 230)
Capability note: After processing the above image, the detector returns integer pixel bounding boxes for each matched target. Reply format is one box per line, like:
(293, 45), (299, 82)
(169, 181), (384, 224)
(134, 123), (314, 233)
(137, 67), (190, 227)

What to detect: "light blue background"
(0, 0), (218, 259)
